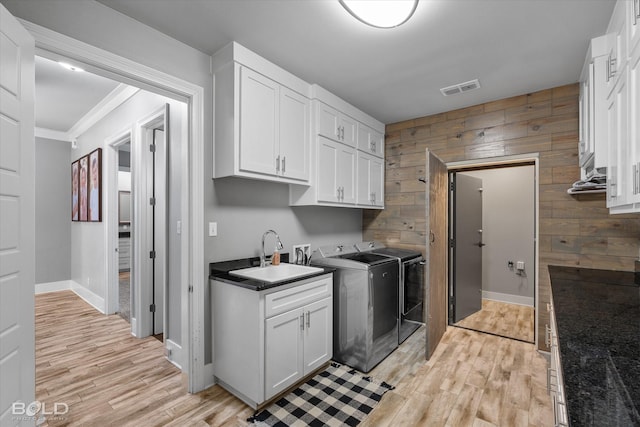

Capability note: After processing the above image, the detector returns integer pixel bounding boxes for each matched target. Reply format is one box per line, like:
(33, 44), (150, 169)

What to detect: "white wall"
(35, 137), (71, 284)
(463, 165), (535, 306)
(72, 91), (185, 344)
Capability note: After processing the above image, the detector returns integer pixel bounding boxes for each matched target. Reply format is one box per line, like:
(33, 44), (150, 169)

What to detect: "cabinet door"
(628, 44), (640, 204)
(628, 0), (640, 55)
(317, 102), (341, 142)
(339, 114), (358, 147)
(357, 152), (384, 207)
(579, 74), (592, 167)
(337, 144), (356, 204)
(302, 297), (332, 375)
(279, 87), (309, 181)
(265, 308), (303, 399)
(317, 136), (339, 203)
(606, 68), (628, 208)
(356, 152), (370, 205)
(239, 67), (278, 176)
(358, 123), (384, 158)
(370, 156), (384, 207)
(605, 4), (628, 97)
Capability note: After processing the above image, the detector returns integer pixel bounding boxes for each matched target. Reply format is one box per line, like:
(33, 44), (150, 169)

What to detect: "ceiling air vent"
(440, 79), (481, 97)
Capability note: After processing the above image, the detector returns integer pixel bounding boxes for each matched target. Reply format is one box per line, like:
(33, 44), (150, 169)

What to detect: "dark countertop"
(209, 254), (334, 291)
(549, 265), (640, 427)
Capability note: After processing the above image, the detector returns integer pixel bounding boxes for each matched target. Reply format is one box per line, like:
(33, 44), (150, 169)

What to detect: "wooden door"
(452, 173), (483, 323)
(0, 4), (36, 423)
(424, 150), (448, 360)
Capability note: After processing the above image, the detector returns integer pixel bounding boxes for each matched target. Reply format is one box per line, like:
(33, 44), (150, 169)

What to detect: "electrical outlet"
(292, 244), (311, 264)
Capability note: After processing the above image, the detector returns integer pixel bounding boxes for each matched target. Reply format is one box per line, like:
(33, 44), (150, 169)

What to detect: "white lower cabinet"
(547, 297), (568, 427)
(212, 273), (333, 409)
(265, 296), (332, 399)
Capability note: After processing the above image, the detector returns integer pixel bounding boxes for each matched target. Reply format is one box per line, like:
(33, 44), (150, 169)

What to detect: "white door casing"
(18, 20), (207, 391)
(0, 4), (36, 424)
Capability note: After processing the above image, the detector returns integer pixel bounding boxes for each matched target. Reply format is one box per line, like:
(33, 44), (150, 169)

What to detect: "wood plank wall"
(362, 83), (640, 351)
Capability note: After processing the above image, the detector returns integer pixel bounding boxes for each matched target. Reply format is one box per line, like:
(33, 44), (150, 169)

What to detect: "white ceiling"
(35, 56), (119, 133)
(35, 0), (616, 132)
(93, 0), (615, 124)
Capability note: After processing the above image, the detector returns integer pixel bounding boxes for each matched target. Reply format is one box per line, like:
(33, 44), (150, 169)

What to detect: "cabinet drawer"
(265, 277), (332, 318)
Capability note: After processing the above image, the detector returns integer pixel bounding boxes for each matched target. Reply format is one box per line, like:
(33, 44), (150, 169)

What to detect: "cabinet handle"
(635, 0), (639, 24)
(300, 313), (304, 331)
(341, 126), (345, 140)
(341, 187), (345, 200)
(276, 155), (280, 172)
(546, 303), (551, 313)
(607, 54), (616, 82)
(282, 156), (286, 173)
(336, 125), (341, 139)
(337, 187), (341, 200)
(545, 324), (551, 347)
(306, 311), (310, 328)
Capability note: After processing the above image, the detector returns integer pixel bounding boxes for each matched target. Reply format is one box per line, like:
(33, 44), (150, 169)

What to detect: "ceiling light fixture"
(339, 0), (418, 29)
(58, 62), (85, 72)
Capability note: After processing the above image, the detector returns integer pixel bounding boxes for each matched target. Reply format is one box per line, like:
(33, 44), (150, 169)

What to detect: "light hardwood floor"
(35, 291), (551, 426)
(453, 299), (535, 343)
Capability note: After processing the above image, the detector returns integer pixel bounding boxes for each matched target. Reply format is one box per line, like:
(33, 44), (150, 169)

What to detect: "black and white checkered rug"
(248, 362), (394, 427)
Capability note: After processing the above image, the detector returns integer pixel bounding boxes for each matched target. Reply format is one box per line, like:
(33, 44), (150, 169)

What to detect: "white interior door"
(0, 4), (36, 424)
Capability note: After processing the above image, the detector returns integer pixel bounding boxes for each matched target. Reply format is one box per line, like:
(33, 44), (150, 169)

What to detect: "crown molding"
(67, 84), (140, 140)
(35, 127), (71, 142)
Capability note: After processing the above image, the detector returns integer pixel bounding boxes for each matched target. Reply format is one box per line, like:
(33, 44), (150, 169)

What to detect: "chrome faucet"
(260, 230), (283, 267)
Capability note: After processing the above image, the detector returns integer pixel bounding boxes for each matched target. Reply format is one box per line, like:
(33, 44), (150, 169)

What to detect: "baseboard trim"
(35, 280), (72, 294)
(482, 290), (534, 307)
(71, 281), (106, 314)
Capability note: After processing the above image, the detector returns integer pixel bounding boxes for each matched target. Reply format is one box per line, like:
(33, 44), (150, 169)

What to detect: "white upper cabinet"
(317, 102), (357, 147)
(603, 0), (640, 213)
(629, 0), (640, 53)
(290, 85), (386, 210)
(316, 136), (356, 205)
(279, 86), (310, 181)
(213, 43), (310, 184)
(357, 122), (384, 158)
(357, 151), (384, 207)
(579, 35), (610, 170)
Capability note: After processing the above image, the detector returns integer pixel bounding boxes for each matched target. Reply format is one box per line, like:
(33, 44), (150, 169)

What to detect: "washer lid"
(339, 252), (393, 265)
(372, 247), (423, 262)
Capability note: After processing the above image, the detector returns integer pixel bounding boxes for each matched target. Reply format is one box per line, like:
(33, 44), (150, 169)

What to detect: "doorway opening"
(448, 161), (537, 344)
(116, 138), (132, 324)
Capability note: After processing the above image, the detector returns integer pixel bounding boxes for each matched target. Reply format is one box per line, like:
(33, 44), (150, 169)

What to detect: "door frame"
(135, 105), (168, 338)
(106, 128), (133, 320)
(447, 153), (540, 348)
(22, 20), (207, 391)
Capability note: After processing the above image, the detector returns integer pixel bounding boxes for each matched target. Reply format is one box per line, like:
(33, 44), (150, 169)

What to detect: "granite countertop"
(209, 253), (334, 291)
(549, 265), (640, 427)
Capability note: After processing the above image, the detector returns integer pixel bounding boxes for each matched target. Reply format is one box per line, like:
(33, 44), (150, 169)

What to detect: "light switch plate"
(208, 222), (218, 237)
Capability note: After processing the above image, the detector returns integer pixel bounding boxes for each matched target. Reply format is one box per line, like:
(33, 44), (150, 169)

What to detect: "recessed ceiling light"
(58, 62), (85, 72)
(339, 0), (418, 29)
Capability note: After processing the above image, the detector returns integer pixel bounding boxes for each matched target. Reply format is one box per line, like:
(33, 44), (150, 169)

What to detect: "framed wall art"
(88, 148), (102, 222)
(71, 159), (79, 221)
(78, 155), (88, 221)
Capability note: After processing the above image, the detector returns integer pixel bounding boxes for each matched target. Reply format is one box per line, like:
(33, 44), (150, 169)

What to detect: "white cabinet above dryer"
(212, 42), (311, 184)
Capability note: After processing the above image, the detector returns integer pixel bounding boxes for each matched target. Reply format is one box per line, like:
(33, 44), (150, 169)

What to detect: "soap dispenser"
(272, 247), (281, 265)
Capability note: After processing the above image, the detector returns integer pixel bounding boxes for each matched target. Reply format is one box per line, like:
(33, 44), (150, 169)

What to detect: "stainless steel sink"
(229, 263), (323, 283)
